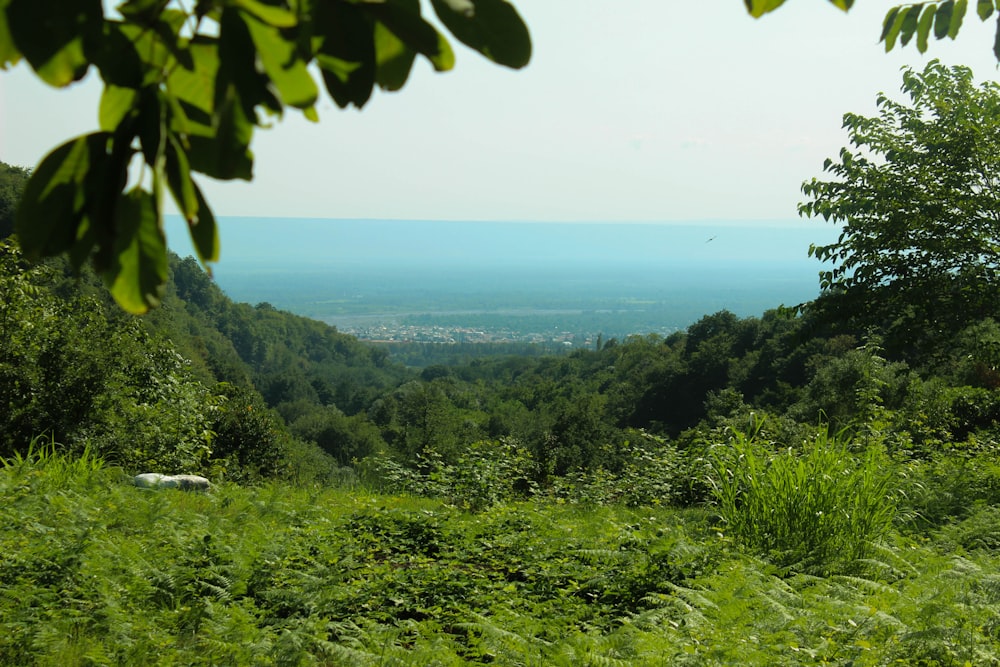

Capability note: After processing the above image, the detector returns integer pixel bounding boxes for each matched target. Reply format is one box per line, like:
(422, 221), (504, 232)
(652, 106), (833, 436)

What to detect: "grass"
(3, 446), (1000, 665)
(708, 421), (896, 573)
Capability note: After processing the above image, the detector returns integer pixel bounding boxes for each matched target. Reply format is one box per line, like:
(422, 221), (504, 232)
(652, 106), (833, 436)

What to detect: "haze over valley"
(167, 217), (838, 346)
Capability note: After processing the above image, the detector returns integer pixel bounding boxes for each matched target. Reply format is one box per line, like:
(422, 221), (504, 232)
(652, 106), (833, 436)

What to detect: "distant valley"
(166, 217), (839, 344)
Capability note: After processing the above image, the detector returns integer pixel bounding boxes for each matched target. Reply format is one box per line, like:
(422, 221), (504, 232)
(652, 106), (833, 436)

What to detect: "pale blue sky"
(2, 1), (998, 223)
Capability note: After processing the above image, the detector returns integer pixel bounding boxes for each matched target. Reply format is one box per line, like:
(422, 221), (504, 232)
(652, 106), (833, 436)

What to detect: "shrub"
(359, 438), (537, 511)
(708, 417), (896, 572)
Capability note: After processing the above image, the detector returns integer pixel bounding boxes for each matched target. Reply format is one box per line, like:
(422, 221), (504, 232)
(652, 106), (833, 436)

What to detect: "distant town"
(339, 321), (599, 348)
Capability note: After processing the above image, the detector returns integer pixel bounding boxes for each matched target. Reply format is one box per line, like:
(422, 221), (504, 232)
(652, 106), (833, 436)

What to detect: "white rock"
(133, 473), (211, 491)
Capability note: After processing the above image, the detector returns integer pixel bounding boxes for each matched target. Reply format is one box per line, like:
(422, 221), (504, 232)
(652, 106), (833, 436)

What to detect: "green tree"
(0, 162), (29, 239)
(800, 61), (1000, 354)
(747, 0), (1000, 61)
(3, 0), (530, 313)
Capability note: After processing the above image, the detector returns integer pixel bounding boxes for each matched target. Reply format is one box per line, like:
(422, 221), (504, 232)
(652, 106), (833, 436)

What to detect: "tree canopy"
(799, 61), (1000, 352)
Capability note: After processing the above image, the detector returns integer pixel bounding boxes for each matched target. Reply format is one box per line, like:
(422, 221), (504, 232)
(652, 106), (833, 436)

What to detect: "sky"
(2, 1), (999, 224)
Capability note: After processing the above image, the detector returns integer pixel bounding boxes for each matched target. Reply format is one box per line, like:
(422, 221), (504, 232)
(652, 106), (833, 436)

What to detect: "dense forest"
(6, 61), (1000, 665)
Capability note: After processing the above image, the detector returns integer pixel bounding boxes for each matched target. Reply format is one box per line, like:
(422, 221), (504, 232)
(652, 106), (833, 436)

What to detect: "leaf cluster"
(3, 0), (529, 313)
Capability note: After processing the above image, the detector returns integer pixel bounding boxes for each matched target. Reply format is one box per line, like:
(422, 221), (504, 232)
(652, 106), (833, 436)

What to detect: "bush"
(360, 438), (537, 511)
(708, 417), (896, 572)
(209, 383), (291, 481)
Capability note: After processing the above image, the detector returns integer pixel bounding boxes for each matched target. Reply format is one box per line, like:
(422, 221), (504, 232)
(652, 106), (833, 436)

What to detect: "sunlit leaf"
(6, 0), (102, 87)
(99, 85), (139, 132)
(187, 87), (254, 180)
(241, 11), (319, 109)
(103, 187), (167, 314)
(168, 37), (219, 136)
(431, 0), (530, 69)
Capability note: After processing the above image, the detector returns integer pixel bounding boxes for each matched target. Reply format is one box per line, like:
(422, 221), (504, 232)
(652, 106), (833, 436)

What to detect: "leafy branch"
(1, 0), (530, 313)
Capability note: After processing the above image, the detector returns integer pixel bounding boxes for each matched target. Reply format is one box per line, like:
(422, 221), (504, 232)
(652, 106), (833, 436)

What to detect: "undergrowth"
(4, 444), (1000, 665)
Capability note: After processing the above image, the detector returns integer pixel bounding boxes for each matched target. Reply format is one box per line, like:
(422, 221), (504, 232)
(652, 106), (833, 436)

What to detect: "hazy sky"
(2, 1), (999, 223)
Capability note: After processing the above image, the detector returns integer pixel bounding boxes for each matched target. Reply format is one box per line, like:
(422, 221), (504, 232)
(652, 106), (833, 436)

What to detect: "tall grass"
(709, 418), (896, 572)
(2, 434), (105, 489)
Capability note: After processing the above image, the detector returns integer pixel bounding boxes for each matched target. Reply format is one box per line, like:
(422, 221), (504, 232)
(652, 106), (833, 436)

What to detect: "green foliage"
(0, 161), (28, 239)
(897, 447), (1000, 529)
(361, 438), (536, 510)
(209, 383), (291, 481)
(0, 239), (216, 471)
(747, 0), (1000, 61)
(8, 451), (1000, 665)
(4, 0), (530, 313)
(709, 418), (897, 572)
(801, 61), (1000, 355)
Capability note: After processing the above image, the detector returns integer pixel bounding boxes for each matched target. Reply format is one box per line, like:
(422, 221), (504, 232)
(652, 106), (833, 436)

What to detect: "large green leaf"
(314, 1), (376, 109)
(16, 133), (111, 260)
(187, 87), (255, 180)
(219, 6), (281, 119)
(103, 187), (167, 314)
(241, 10), (319, 110)
(6, 0), (102, 87)
(168, 37), (219, 136)
(430, 0), (530, 69)
(99, 85), (140, 132)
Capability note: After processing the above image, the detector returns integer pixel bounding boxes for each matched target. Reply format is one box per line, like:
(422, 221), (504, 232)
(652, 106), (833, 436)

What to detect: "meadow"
(5, 431), (1000, 666)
